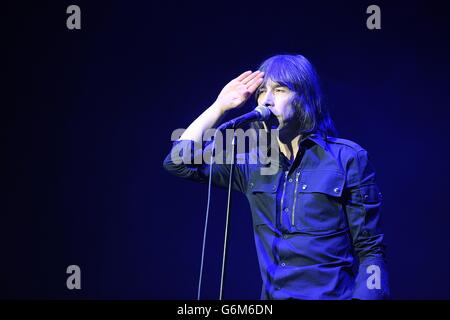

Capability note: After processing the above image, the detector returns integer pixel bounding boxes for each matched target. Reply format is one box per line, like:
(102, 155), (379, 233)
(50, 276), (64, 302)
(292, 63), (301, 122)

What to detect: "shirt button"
(249, 182), (254, 189)
(284, 207), (289, 213)
(334, 187), (340, 194)
(283, 234), (288, 239)
(288, 178), (293, 183)
(280, 262), (286, 267)
(272, 185), (277, 191)
(301, 184), (307, 190)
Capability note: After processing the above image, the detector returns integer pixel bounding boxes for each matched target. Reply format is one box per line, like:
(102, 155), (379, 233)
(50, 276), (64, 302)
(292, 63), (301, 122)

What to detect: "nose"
(258, 91), (274, 108)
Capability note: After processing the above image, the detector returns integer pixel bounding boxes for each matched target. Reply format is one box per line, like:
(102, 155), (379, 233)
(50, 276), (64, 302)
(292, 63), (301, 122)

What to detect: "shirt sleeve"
(162, 139), (248, 193)
(344, 149), (390, 300)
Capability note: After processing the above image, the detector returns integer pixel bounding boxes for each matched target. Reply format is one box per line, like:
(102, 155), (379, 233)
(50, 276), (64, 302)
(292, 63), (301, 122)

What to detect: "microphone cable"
(197, 128), (219, 300)
(197, 127), (236, 300)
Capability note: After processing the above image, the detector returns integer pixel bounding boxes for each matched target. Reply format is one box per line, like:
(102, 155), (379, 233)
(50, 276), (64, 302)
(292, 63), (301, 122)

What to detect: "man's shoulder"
(325, 136), (366, 153)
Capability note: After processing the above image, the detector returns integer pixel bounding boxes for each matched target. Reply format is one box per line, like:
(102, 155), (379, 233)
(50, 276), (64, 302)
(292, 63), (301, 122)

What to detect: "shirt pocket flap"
(298, 170), (345, 197)
(249, 180), (278, 193)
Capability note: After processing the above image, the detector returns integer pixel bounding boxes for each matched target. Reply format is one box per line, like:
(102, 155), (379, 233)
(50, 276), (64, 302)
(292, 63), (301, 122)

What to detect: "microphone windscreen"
(254, 105), (272, 121)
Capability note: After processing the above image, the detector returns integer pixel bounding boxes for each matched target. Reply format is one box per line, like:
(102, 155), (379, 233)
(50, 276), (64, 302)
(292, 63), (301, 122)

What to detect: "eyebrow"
(260, 82), (287, 89)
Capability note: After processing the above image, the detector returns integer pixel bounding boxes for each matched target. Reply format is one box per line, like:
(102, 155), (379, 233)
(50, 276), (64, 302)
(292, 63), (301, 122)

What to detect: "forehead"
(260, 78), (287, 88)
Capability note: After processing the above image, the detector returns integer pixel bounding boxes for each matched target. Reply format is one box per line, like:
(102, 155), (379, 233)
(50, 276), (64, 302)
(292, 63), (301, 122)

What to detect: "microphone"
(217, 105), (272, 130)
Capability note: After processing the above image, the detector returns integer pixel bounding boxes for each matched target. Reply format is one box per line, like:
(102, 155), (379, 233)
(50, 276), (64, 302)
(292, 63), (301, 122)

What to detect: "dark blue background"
(3, 0), (450, 299)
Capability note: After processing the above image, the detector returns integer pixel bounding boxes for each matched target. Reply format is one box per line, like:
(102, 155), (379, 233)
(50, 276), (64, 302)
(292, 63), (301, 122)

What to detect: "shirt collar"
(259, 133), (329, 169)
(275, 133), (328, 169)
(300, 133), (328, 151)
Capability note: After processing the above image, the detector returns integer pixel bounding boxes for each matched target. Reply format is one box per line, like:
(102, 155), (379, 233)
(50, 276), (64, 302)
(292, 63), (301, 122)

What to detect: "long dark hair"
(255, 54), (337, 138)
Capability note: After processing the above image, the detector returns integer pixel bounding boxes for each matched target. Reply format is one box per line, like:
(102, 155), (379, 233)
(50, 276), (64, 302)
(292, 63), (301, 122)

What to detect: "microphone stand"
(219, 131), (237, 300)
(199, 107), (270, 299)
(198, 107), (270, 300)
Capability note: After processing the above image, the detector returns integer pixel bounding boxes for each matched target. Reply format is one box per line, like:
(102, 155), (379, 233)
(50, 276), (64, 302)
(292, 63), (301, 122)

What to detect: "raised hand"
(214, 70), (264, 113)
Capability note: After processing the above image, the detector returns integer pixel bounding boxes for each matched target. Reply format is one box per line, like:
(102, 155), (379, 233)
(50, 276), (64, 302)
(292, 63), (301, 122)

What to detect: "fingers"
(236, 71), (252, 81)
(246, 74), (264, 91)
(236, 70), (264, 84)
(247, 77), (264, 93)
(241, 70), (264, 85)
(231, 69), (265, 99)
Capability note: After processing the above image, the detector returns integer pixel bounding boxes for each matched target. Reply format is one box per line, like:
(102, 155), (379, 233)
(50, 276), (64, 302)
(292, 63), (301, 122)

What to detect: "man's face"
(257, 79), (297, 130)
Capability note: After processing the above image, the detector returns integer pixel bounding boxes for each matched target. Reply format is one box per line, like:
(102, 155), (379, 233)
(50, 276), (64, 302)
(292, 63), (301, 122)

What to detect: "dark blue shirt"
(163, 133), (389, 299)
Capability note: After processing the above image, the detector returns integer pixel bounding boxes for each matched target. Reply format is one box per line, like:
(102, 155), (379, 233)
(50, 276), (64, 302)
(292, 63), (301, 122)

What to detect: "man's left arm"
(344, 149), (390, 300)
